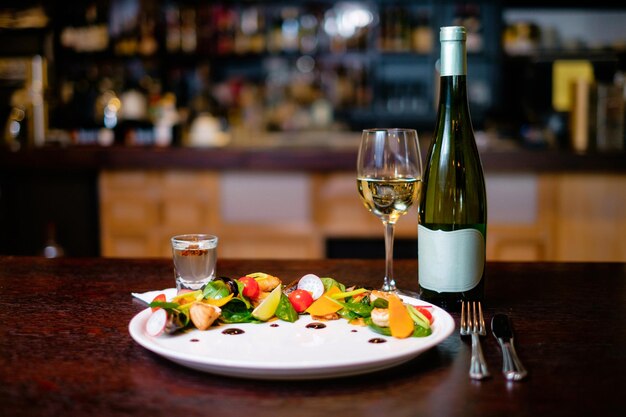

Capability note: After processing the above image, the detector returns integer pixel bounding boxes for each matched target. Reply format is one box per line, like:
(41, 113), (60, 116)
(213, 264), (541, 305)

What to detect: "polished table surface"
(1, 257), (624, 417)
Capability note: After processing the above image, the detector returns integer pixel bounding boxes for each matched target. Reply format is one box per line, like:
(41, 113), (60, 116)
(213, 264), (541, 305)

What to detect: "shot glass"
(171, 234), (218, 291)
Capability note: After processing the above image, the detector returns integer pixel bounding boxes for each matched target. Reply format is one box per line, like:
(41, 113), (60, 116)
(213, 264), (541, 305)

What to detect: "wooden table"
(1, 257), (624, 417)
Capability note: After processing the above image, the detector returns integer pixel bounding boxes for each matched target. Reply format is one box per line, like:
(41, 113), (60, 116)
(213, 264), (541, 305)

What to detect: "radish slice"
(297, 274), (324, 300)
(146, 309), (168, 337)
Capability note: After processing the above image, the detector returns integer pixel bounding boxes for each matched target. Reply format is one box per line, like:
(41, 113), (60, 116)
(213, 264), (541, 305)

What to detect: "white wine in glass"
(357, 128), (423, 293)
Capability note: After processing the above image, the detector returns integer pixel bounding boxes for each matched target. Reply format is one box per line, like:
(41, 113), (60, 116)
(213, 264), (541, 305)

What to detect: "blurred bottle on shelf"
(3, 56), (48, 149)
(214, 5), (236, 55)
(138, 4), (158, 55)
(379, 6), (410, 52)
(379, 5), (433, 54)
(266, 6), (301, 54)
(165, 3), (181, 53)
(502, 22), (540, 56)
(180, 7), (197, 53)
(110, 0), (138, 55)
(235, 6), (266, 54)
(453, 4), (483, 53)
(596, 82), (624, 152)
(280, 7), (300, 53)
(115, 76), (155, 146)
(59, 2), (108, 53)
(299, 10), (319, 54)
(412, 9), (433, 54)
(393, 6), (411, 52)
(108, 0), (158, 56)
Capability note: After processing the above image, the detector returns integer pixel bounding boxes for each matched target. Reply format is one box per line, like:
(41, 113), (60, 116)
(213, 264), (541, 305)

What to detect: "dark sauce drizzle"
(306, 322), (326, 329)
(368, 338), (387, 344)
(222, 328), (245, 335)
(190, 338), (200, 342)
(270, 323), (279, 327)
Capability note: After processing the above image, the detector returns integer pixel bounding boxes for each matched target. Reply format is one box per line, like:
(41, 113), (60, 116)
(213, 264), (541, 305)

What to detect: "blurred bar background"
(1, 0), (625, 261)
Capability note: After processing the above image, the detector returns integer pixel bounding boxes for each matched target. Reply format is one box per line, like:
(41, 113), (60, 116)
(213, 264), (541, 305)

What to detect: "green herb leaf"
(232, 280), (252, 309)
(366, 313), (431, 337)
(320, 277), (346, 292)
(220, 298), (260, 324)
(203, 280), (231, 300)
(412, 325), (432, 337)
(275, 293), (298, 323)
(406, 305), (431, 330)
(337, 309), (360, 321)
(331, 288), (368, 300)
(372, 298), (389, 309)
(338, 300), (373, 317)
(148, 301), (180, 311)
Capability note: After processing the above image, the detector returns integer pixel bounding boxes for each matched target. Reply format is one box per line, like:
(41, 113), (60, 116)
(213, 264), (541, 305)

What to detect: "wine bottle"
(418, 26), (487, 311)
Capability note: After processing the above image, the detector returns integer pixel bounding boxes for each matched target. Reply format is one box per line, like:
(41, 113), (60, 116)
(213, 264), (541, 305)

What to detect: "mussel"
(213, 276), (239, 296)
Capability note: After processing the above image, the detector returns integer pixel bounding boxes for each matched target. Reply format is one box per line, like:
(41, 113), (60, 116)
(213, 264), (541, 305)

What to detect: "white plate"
(128, 296), (455, 380)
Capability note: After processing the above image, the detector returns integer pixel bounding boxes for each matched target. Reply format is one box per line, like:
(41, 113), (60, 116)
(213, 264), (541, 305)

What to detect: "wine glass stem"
(382, 221), (396, 292)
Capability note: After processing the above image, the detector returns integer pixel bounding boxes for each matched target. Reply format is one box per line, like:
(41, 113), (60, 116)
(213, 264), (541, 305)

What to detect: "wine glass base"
(382, 287), (421, 299)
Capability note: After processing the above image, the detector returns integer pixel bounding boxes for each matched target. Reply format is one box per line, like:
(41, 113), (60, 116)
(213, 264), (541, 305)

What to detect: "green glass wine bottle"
(418, 26), (487, 312)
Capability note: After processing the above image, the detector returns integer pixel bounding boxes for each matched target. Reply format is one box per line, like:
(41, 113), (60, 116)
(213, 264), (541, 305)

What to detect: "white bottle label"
(418, 225), (485, 292)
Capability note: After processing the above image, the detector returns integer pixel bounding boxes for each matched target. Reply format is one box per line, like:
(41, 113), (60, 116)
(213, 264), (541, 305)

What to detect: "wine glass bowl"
(356, 128), (422, 293)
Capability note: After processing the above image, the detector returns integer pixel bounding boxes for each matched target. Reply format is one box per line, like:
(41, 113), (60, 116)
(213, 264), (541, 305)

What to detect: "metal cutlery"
(460, 301), (490, 380)
(491, 313), (528, 381)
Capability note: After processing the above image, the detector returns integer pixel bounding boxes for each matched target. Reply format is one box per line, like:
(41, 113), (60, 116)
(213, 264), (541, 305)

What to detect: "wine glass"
(357, 128), (423, 294)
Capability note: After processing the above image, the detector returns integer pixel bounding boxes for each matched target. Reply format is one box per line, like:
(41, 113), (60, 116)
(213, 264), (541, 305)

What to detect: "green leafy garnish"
(413, 326), (432, 337)
(366, 312), (432, 338)
(331, 288), (368, 300)
(203, 280), (231, 300)
(275, 293), (298, 323)
(338, 300), (373, 317)
(148, 301), (180, 311)
(233, 280), (253, 309)
(219, 298), (261, 324)
(337, 309), (360, 321)
(372, 298), (388, 309)
(407, 305), (431, 330)
(320, 277), (346, 293)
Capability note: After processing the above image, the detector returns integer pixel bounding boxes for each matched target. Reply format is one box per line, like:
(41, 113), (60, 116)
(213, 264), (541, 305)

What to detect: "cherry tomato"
(239, 276), (260, 299)
(288, 289), (314, 313)
(151, 293), (166, 311)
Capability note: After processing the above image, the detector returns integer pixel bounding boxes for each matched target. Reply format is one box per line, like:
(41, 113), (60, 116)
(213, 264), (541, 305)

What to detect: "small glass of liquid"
(171, 234), (218, 291)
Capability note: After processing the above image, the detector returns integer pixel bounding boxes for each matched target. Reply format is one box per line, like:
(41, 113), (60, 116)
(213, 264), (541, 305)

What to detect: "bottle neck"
(435, 29), (472, 131)
(440, 39), (466, 77)
(435, 74), (473, 138)
(438, 75), (469, 109)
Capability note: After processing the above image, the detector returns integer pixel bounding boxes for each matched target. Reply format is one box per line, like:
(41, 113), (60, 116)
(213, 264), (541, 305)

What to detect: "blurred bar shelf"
(1, 141), (625, 173)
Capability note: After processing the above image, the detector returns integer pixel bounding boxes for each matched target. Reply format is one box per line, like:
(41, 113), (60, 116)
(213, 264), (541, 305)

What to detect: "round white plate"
(128, 295), (455, 380)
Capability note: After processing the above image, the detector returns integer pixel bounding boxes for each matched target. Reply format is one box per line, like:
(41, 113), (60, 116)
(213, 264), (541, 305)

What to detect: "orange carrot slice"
(388, 294), (414, 339)
(305, 286), (343, 316)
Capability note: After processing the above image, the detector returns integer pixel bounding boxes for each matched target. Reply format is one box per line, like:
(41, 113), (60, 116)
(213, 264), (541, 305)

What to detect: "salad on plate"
(146, 272), (435, 340)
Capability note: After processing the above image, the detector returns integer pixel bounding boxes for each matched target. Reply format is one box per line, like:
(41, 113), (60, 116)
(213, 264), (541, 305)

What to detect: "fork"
(460, 301), (490, 380)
